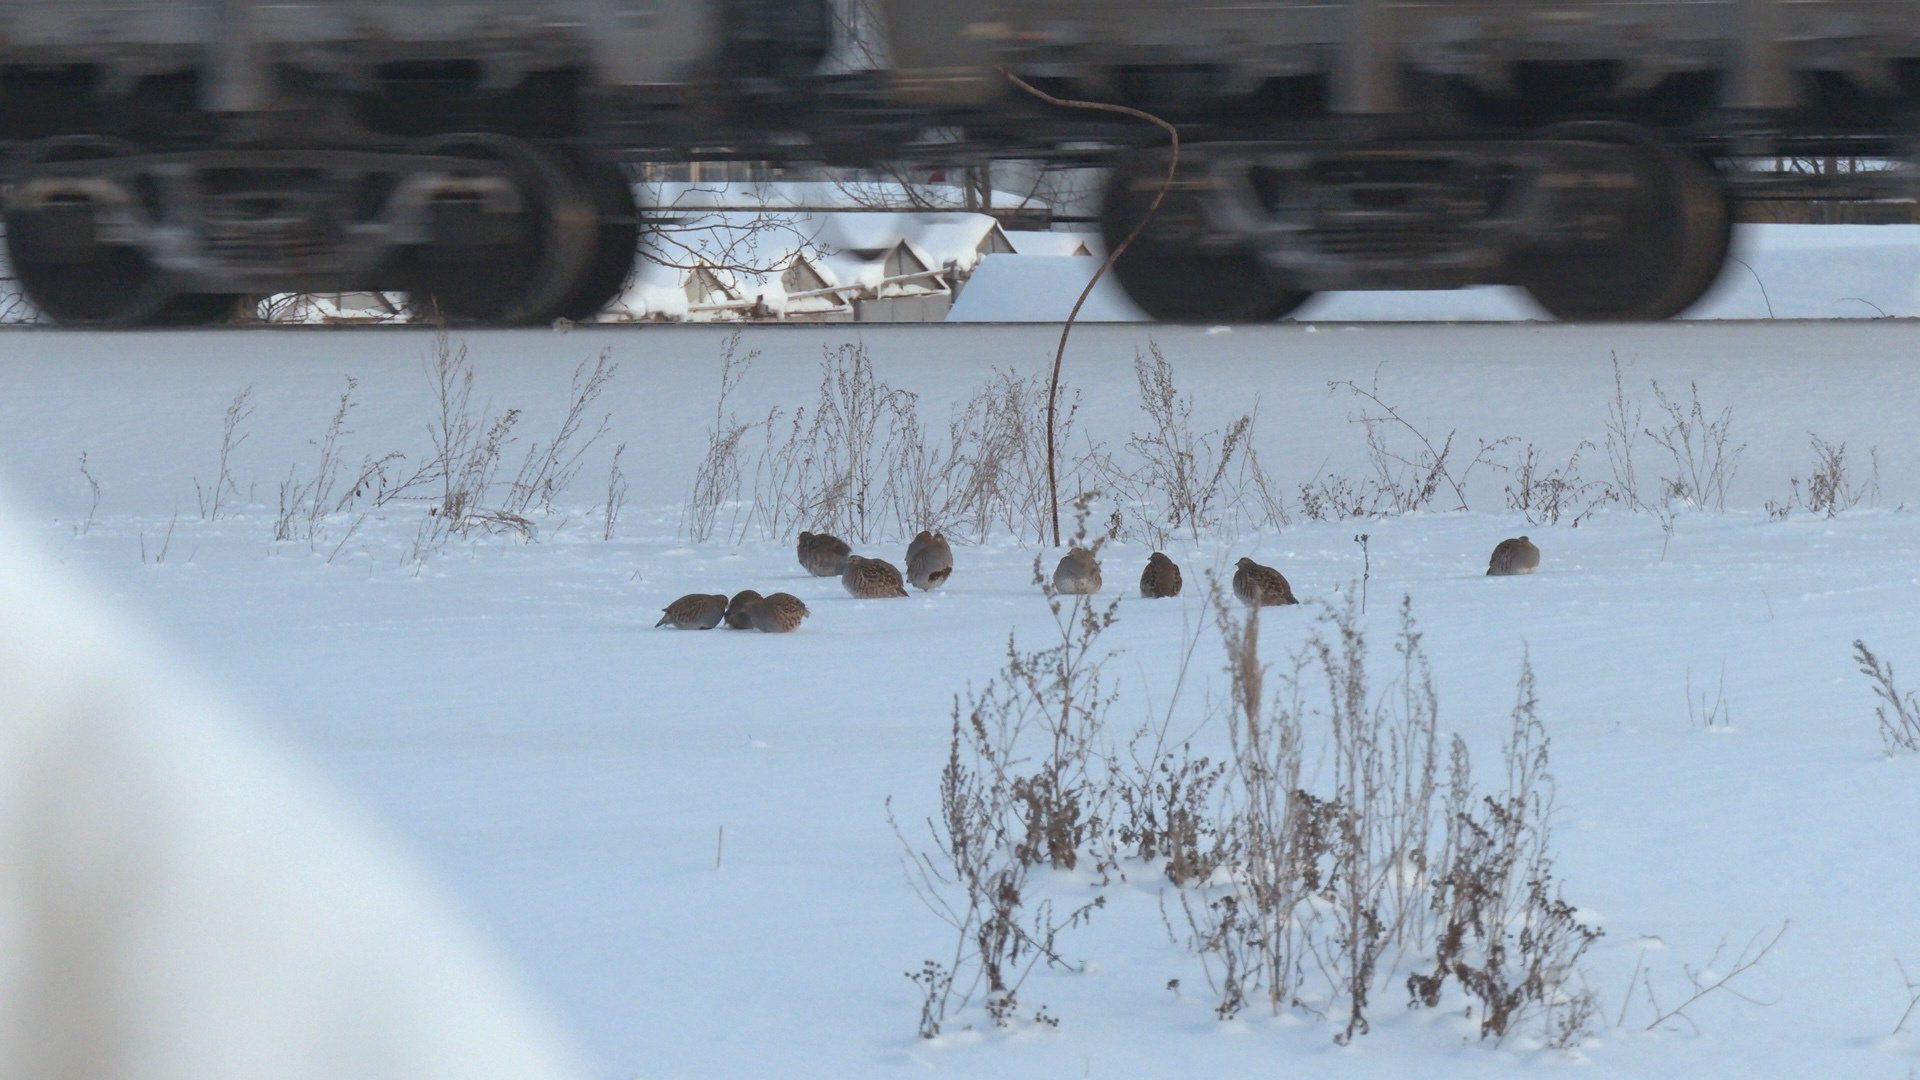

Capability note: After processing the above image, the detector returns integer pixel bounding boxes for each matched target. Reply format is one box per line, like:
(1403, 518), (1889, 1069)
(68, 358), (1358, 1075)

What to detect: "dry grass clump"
(266, 328), (617, 559)
(1096, 344), (1288, 546)
(1854, 639), (1920, 755)
(892, 549), (1120, 1038)
(898, 579), (1606, 1047)
(741, 340), (1096, 545)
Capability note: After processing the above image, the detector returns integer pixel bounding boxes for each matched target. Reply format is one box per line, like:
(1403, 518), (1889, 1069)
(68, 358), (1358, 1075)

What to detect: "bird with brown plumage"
(905, 530), (953, 591)
(796, 530), (852, 577)
(1053, 548), (1103, 595)
(655, 593), (728, 629)
(1139, 552), (1183, 598)
(723, 589), (763, 629)
(748, 592), (811, 632)
(1232, 557), (1298, 607)
(1486, 536), (1541, 576)
(842, 554), (909, 598)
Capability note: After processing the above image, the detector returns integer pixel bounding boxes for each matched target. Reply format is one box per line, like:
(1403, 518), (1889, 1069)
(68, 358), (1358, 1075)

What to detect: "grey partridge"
(906, 530), (954, 591)
(1053, 548), (1102, 595)
(797, 530), (852, 577)
(842, 554), (909, 598)
(748, 592), (811, 632)
(1233, 558), (1298, 607)
(656, 593), (728, 629)
(724, 589), (763, 629)
(1139, 551), (1183, 598)
(1486, 536), (1541, 576)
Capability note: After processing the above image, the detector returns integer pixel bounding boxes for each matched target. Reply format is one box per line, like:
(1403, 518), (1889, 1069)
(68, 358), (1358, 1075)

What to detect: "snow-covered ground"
(2, 321), (1919, 1078)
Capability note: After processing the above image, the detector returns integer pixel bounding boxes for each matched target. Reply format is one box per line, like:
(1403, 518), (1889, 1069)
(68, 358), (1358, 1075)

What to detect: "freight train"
(2, 0), (1915, 325)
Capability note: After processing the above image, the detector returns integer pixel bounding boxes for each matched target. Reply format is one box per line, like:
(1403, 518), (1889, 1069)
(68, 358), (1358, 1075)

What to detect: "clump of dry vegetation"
(264, 328), (618, 561)
(1853, 639), (1920, 756)
(899, 584), (1607, 1048)
(892, 513), (1120, 1038)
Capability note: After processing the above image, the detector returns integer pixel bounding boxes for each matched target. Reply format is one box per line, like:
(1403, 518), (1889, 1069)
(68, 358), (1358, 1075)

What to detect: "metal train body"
(2, 0), (1915, 324)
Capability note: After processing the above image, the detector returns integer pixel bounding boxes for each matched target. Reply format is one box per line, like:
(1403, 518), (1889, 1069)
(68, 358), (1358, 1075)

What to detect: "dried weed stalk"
(1632, 922), (1787, 1034)
(1334, 374), (1510, 515)
(1787, 435), (1878, 518)
(76, 453), (101, 536)
(1854, 639), (1920, 755)
(1647, 378), (1744, 512)
(683, 331), (756, 542)
(1504, 441), (1617, 526)
(196, 386), (255, 521)
(894, 546), (1119, 1036)
(1407, 654), (1601, 1045)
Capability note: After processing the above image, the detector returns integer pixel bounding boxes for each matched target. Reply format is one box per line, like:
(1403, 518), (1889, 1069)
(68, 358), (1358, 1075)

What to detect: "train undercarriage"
(0, 64), (1914, 326)
(3, 133), (639, 326)
(1098, 125), (1744, 322)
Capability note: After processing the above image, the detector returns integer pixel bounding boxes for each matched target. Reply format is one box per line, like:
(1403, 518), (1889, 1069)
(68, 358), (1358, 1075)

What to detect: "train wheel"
(4, 137), (174, 326)
(404, 134), (595, 326)
(1512, 124), (1730, 322)
(1099, 155), (1311, 323)
(552, 158), (639, 322)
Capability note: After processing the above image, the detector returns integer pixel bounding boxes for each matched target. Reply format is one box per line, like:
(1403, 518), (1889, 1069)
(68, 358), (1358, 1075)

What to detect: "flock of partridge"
(657, 531), (1541, 631)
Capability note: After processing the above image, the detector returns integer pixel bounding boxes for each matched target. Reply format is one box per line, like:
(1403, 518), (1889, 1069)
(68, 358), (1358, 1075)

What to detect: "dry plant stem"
(1893, 958), (1920, 1036)
(1853, 639), (1920, 755)
(602, 442), (628, 541)
(1001, 69), (1178, 547)
(198, 385), (255, 521)
(1642, 921), (1788, 1032)
(77, 453), (101, 536)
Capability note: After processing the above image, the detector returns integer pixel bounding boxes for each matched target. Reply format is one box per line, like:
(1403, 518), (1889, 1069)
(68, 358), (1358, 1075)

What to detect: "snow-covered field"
(3, 320), (1919, 1078)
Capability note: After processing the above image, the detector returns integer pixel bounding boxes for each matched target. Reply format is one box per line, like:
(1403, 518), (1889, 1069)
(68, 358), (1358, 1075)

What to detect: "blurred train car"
(885, 0), (1920, 321)
(1, 0), (1916, 325)
(0, 0), (863, 325)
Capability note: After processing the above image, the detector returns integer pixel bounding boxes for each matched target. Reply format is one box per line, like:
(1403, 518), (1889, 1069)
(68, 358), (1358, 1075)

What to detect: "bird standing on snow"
(842, 554), (909, 598)
(796, 530), (852, 577)
(748, 592), (811, 632)
(656, 593), (728, 629)
(1233, 557), (1298, 607)
(724, 589), (763, 629)
(905, 530), (953, 591)
(1486, 536), (1541, 576)
(1053, 548), (1103, 595)
(1139, 552), (1183, 598)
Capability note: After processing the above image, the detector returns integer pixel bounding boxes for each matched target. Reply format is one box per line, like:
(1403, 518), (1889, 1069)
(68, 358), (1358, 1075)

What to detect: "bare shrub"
(275, 378), (360, 546)
(1297, 473), (1372, 522)
(1104, 343), (1256, 545)
(1854, 639), (1920, 755)
(683, 331), (756, 542)
(1108, 617), (1228, 887)
(196, 386), (256, 521)
(749, 341), (922, 543)
(893, 547), (1119, 1036)
(1175, 584), (1313, 1021)
(1503, 441), (1617, 526)
(937, 368), (1083, 544)
(1646, 378), (1744, 512)
(1407, 654), (1602, 1044)
(1309, 593), (1443, 1042)
(1629, 922), (1788, 1034)
(1334, 375), (1509, 514)
(502, 347), (616, 517)
(1788, 435), (1878, 518)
